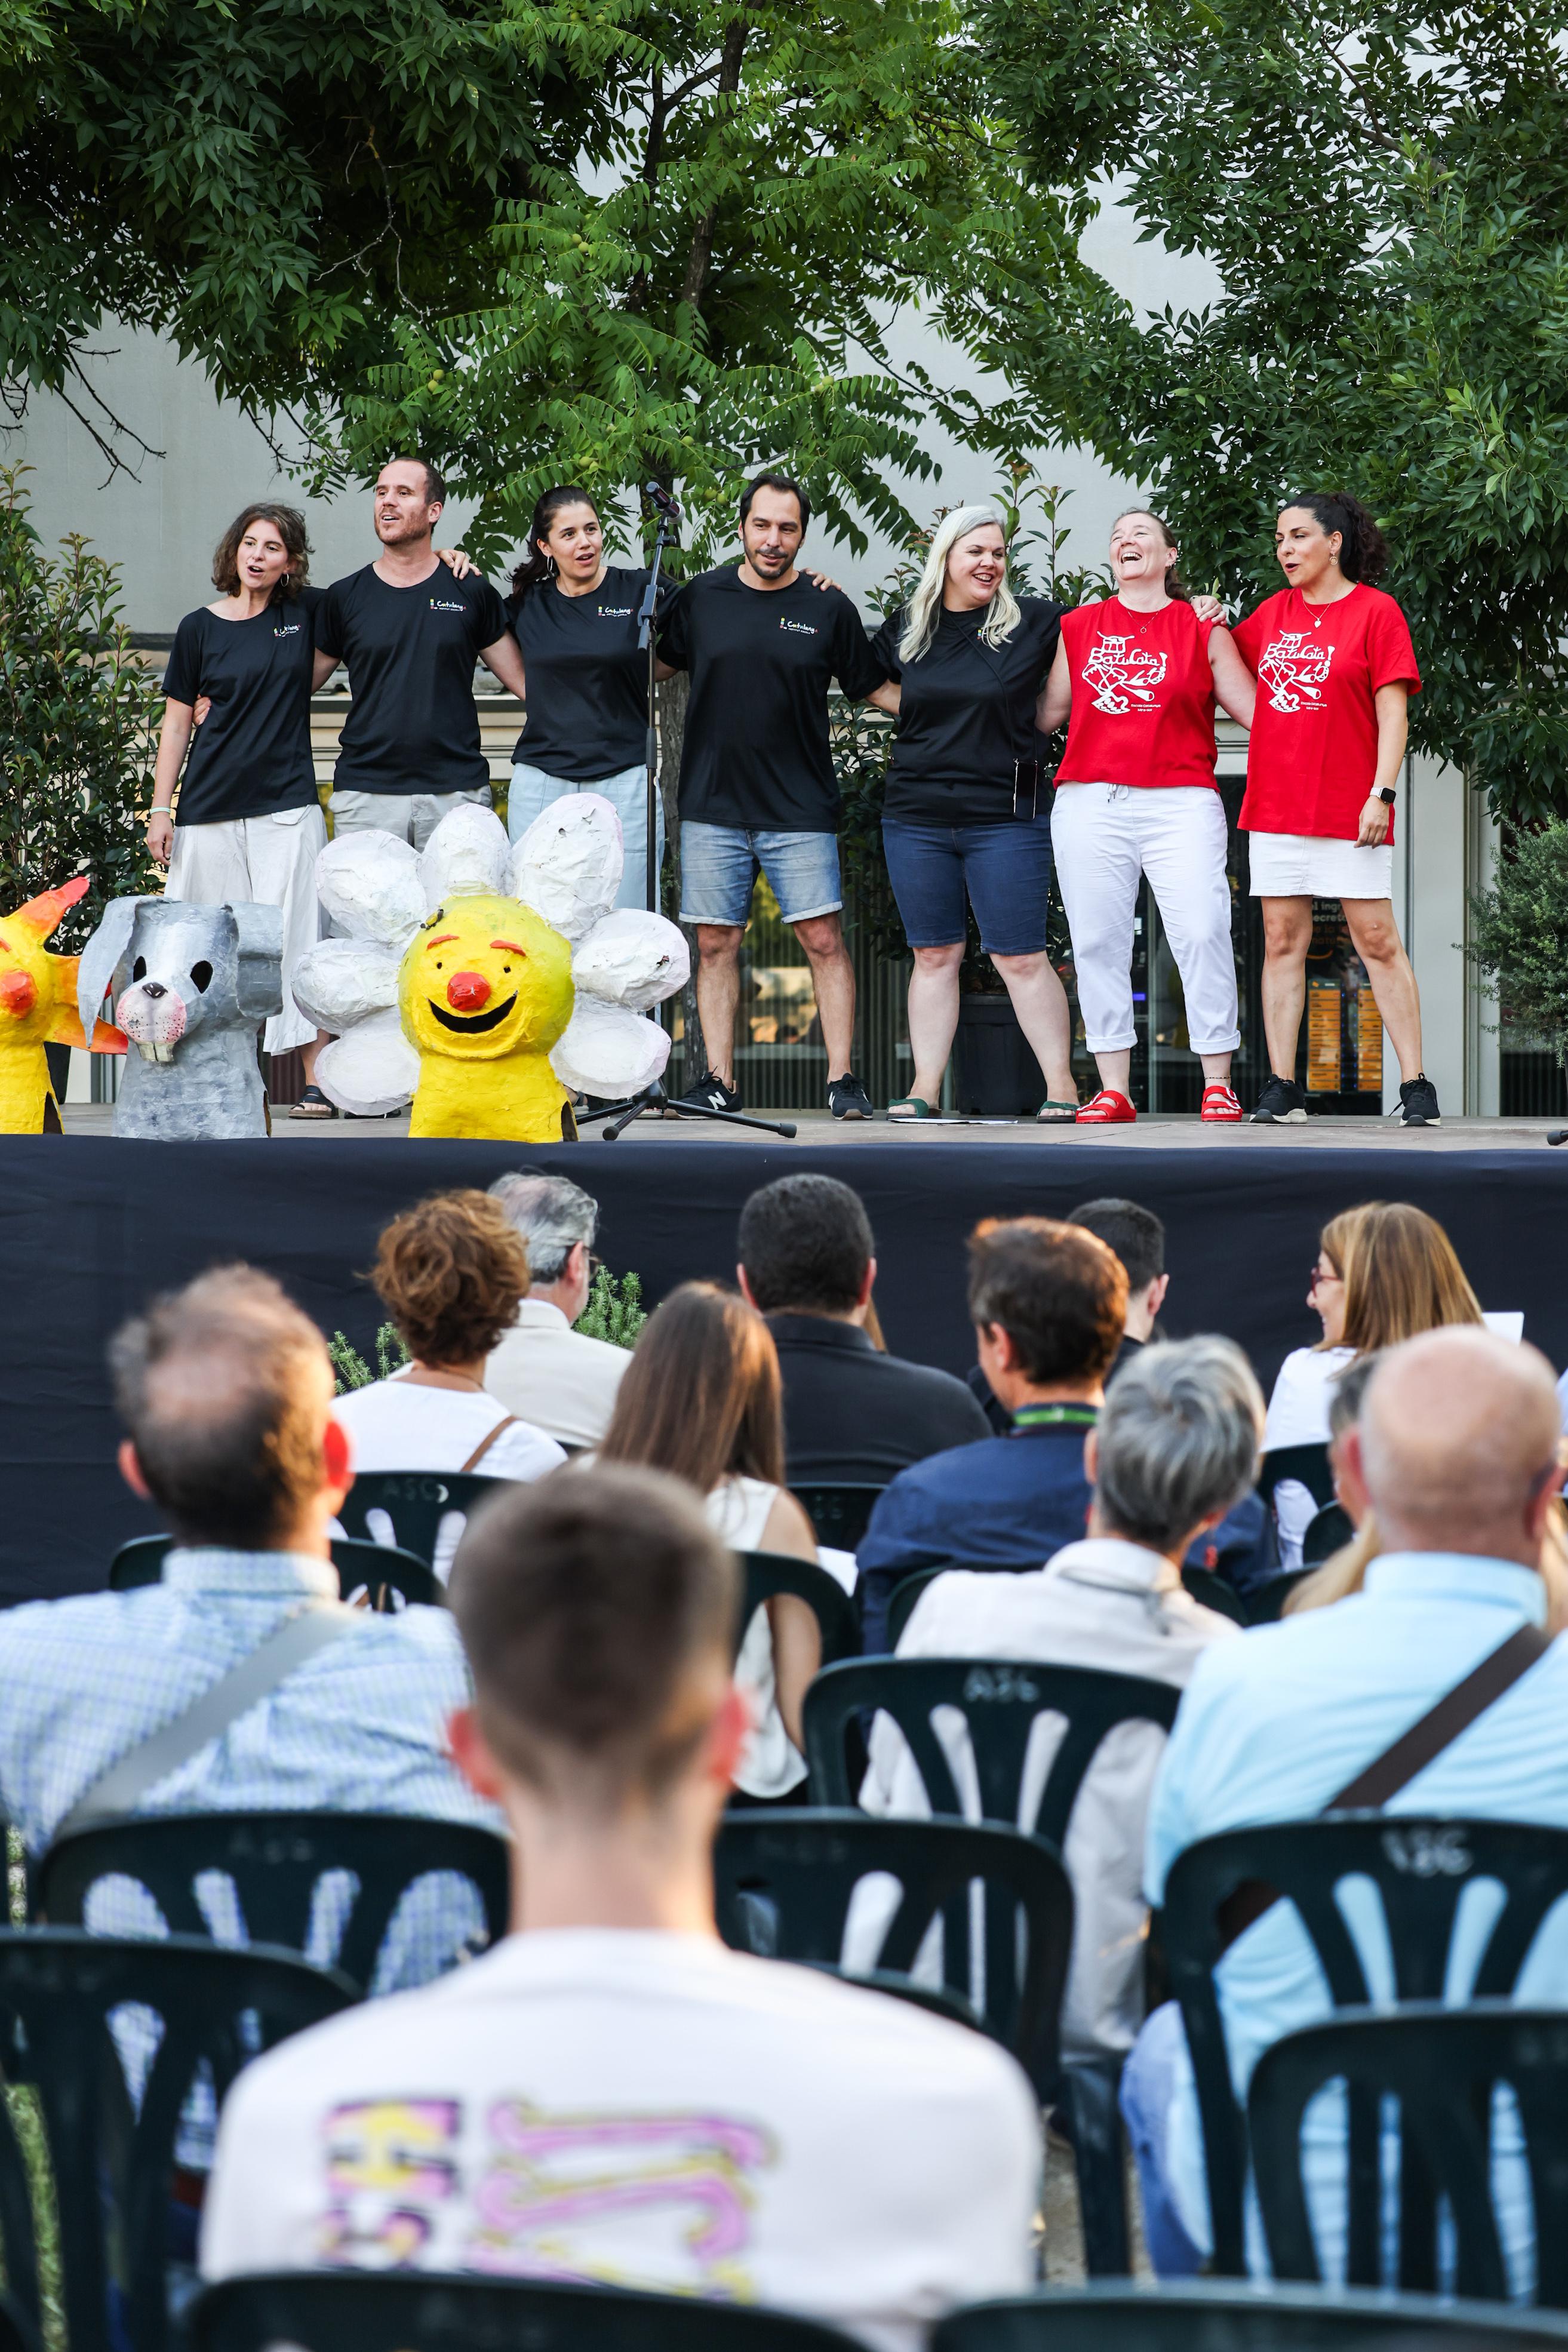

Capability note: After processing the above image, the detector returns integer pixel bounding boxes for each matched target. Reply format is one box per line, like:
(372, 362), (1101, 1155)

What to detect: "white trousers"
(1051, 782), (1240, 1056)
(330, 784), (493, 851)
(165, 804), (326, 1054)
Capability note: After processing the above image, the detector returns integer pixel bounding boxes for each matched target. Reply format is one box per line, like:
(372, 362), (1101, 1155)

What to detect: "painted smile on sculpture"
(427, 992), (519, 1034)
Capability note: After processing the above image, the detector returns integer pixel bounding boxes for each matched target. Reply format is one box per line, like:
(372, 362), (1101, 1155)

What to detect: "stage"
(2, 1113), (1558, 1607)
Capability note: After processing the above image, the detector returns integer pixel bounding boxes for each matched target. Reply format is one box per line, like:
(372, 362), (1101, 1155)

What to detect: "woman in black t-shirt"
(505, 485), (675, 912)
(868, 505), (1077, 1120)
(152, 503), (336, 1111)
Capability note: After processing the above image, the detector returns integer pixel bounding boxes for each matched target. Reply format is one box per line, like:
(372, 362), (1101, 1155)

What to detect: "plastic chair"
(887, 1563), (948, 1649)
(1302, 1502), (1354, 1566)
(333, 1471), (506, 1566)
(804, 1657), (1182, 2276)
(0, 1927), (352, 2352)
(189, 2272), (863, 2351)
(737, 1551), (860, 1668)
(933, 2280), (1568, 2350)
(1161, 1815), (1568, 2277)
(34, 1810), (511, 1993)
(1241, 1569), (1315, 1627)
(1180, 1565), (1247, 1625)
(1249, 2001), (1568, 2301)
(716, 1809), (1072, 2079)
(0, 2296), (36, 2352)
(789, 1482), (886, 1554)
(1258, 1443), (1336, 1517)
(107, 1532), (439, 1610)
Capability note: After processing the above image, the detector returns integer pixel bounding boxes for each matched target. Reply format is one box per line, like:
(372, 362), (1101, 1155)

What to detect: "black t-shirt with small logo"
(317, 564), (509, 796)
(871, 595), (1064, 825)
(656, 566), (886, 831)
(161, 585), (324, 825)
(508, 565), (668, 783)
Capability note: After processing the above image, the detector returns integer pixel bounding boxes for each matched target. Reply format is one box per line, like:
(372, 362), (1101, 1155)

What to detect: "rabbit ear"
(77, 897), (149, 1039)
(227, 903), (285, 1021)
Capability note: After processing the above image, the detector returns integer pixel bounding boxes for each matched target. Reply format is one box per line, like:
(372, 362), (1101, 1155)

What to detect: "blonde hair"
(1316, 1200), (1483, 1358)
(899, 506), (1021, 665)
(1286, 1499), (1568, 1634)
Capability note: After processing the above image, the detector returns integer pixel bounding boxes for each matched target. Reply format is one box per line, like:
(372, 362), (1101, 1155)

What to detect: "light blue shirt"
(1145, 1552), (1568, 2285)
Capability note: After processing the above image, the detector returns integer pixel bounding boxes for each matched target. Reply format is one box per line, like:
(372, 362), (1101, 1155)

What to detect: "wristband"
(150, 807), (174, 817)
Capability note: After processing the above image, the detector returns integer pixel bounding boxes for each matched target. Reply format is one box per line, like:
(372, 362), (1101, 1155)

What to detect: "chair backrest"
(189, 2272), (863, 2351)
(1179, 1566), (1247, 1625)
(804, 1656), (1181, 1853)
(932, 2281), (1568, 2350)
(738, 1552), (860, 1668)
(1258, 1443), (1336, 1513)
(1302, 1502), (1354, 1565)
(1162, 1815), (1568, 2277)
(34, 1810), (511, 1994)
(1241, 1570), (1315, 1627)
(887, 1565), (946, 1649)
(333, 1471), (506, 1565)
(715, 1809), (1072, 2087)
(107, 1534), (439, 1610)
(1249, 2002), (1568, 2302)
(789, 1483), (886, 1554)
(0, 1929), (352, 2352)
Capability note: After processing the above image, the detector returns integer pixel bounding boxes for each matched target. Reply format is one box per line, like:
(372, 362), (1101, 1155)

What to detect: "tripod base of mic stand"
(576, 1081), (797, 1142)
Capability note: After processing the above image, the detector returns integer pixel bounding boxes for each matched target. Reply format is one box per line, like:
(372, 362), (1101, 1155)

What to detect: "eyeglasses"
(1309, 1264), (1343, 1293)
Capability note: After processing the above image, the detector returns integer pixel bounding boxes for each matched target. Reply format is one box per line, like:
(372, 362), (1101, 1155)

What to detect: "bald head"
(1354, 1328), (1563, 1565)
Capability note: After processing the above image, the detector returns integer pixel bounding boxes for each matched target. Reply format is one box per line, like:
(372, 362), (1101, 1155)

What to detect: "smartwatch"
(1376, 785), (1397, 805)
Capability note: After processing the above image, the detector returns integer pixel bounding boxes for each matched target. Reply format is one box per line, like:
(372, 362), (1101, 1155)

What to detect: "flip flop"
(888, 1096), (937, 1121)
(1035, 1099), (1080, 1124)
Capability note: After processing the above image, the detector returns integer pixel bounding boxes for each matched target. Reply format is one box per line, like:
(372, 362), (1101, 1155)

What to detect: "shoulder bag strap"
(460, 1416), (518, 1475)
(1216, 1620), (1554, 1952)
(56, 1603), (358, 1841)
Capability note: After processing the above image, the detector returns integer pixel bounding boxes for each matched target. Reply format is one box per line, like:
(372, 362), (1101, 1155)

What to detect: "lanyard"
(1010, 1404), (1099, 1433)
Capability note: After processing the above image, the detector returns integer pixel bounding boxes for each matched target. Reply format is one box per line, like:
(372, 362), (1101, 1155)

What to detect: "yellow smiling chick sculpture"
(398, 895), (577, 1141)
(0, 875), (126, 1132)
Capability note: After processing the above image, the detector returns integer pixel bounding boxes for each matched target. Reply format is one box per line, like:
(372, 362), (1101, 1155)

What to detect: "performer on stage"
(1232, 491), (1439, 1127)
(866, 505), (1079, 1123)
(149, 502), (332, 1113)
(503, 485), (670, 912)
(1040, 509), (1256, 1125)
(656, 471), (886, 1122)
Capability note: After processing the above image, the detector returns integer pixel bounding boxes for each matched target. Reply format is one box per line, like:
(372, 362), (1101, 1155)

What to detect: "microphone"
(645, 480), (681, 523)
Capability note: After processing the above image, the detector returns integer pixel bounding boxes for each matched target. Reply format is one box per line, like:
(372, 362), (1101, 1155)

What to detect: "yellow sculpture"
(0, 876), (125, 1133)
(398, 894), (578, 1142)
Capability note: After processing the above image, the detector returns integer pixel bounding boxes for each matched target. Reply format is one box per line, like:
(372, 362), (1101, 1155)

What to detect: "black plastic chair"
(0, 2296), (35, 2352)
(789, 1482), (886, 1554)
(1162, 1815), (1568, 2278)
(804, 1656), (1182, 2276)
(1302, 1503), (1354, 1566)
(738, 1552), (860, 1668)
(1259, 1443), (1336, 1517)
(107, 1532), (439, 1610)
(933, 2280), (1568, 2350)
(189, 2272), (863, 2351)
(34, 1810), (511, 1993)
(1180, 1565), (1247, 1625)
(716, 1809), (1072, 2078)
(334, 1471), (506, 1566)
(887, 1563), (948, 1649)
(1242, 1569), (1315, 1627)
(1249, 2001), (1568, 2301)
(0, 1928), (353, 2352)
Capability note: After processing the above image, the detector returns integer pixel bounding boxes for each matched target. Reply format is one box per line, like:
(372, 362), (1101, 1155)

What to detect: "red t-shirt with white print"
(1053, 597), (1220, 791)
(1232, 582), (1421, 843)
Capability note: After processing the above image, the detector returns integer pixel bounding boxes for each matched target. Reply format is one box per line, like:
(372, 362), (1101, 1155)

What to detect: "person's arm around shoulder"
(1208, 623), (1256, 729)
(312, 577), (349, 690)
(831, 589), (891, 705)
(1037, 634), (1072, 733)
(473, 576), (527, 699)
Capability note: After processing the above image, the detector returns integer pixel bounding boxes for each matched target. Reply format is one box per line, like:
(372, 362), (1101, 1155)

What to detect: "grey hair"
(1327, 1349), (1381, 1441)
(1096, 1336), (1265, 1554)
(899, 505), (1021, 665)
(488, 1171), (598, 1284)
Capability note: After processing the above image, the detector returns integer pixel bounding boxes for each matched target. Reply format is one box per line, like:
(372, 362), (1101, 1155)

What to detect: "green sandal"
(1035, 1099), (1080, 1124)
(888, 1096), (937, 1121)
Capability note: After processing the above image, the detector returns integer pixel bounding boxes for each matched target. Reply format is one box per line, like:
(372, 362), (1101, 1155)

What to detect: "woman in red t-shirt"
(1232, 491), (1438, 1126)
(1040, 509), (1257, 1123)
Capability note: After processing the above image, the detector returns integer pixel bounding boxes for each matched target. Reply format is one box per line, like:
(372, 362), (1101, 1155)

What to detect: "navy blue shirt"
(856, 1406), (1096, 1655)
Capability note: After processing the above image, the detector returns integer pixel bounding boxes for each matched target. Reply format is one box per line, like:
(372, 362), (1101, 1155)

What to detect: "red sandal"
(1076, 1089), (1136, 1124)
(1200, 1083), (1244, 1122)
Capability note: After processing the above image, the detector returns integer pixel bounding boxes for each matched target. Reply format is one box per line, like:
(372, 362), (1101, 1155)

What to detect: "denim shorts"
(881, 814), (1054, 955)
(680, 822), (841, 927)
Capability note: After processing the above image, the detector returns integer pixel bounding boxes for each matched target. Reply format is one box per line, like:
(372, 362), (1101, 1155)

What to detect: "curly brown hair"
(211, 503), (311, 603)
(373, 1190), (531, 1367)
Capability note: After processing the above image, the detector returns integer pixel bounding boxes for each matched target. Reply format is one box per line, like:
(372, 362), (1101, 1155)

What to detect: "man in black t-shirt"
(314, 457), (527, 849)
(656, 472), (886, 1121)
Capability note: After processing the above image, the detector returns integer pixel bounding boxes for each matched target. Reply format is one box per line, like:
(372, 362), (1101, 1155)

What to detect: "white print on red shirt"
(1257, 631), (1333, 714)
(1080, 636), (1167, 715)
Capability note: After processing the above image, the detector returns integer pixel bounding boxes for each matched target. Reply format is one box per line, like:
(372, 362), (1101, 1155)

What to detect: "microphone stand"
(577, 491), (796, 1142)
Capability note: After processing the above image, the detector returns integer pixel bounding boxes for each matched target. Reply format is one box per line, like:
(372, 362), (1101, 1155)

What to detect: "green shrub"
(574, 1265), (646, 1350)
(1466, 823), (1568, 1075)
(329, 1322), (413, 1394)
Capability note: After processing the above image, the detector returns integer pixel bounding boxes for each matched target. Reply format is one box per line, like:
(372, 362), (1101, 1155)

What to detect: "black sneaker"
(1398, 1073), (1443, 1127)
(1250, 1075), (1308, 1124)
(828, 1072), (874, 1121)
(671, 1069), (743, 1113)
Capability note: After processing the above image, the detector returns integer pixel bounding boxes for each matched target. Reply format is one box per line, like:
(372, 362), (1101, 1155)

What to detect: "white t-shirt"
(199, 1929), (1042, 2352)
(333, 1372), (565, 1579)
(1263, 1345), (1352, 1566)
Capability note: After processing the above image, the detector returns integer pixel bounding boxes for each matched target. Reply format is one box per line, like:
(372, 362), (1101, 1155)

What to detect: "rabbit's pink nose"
(447, 970), (491, 1011)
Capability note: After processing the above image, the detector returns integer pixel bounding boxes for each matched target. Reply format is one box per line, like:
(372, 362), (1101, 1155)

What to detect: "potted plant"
(1466, 822), (1568, 1099)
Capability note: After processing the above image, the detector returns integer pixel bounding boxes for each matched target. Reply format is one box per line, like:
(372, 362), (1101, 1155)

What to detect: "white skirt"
(1247, 829), (1393, 900)
(165, 804), (326, 1054)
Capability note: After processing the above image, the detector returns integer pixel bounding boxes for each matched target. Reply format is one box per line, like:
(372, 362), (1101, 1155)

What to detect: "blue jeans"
(679, 823), (841, 926)
(509, 763), (662, 913)
(1120, 2001), (1208, 2277)
(881, 815), (1053, 955)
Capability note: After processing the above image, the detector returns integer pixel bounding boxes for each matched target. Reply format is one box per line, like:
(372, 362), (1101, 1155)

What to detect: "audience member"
(201, 1468), (1043, 2342)
(599, 1283), (821, 1800)
(333, 1193), (564, 1578)
(967, 1195), (1167, 1434)
(1122, 1327), (1568, 2283)
(1281, 1351), (1382, 1615)
(1265, 1201), (1483, 1565)
(736, 1174), (988, 1481)
(861, 1338), (1259, 2066)
(0, 1267), (497, 1976)
(856, 1219), (1125, 1653)
(484, 1170), (629, 1447)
